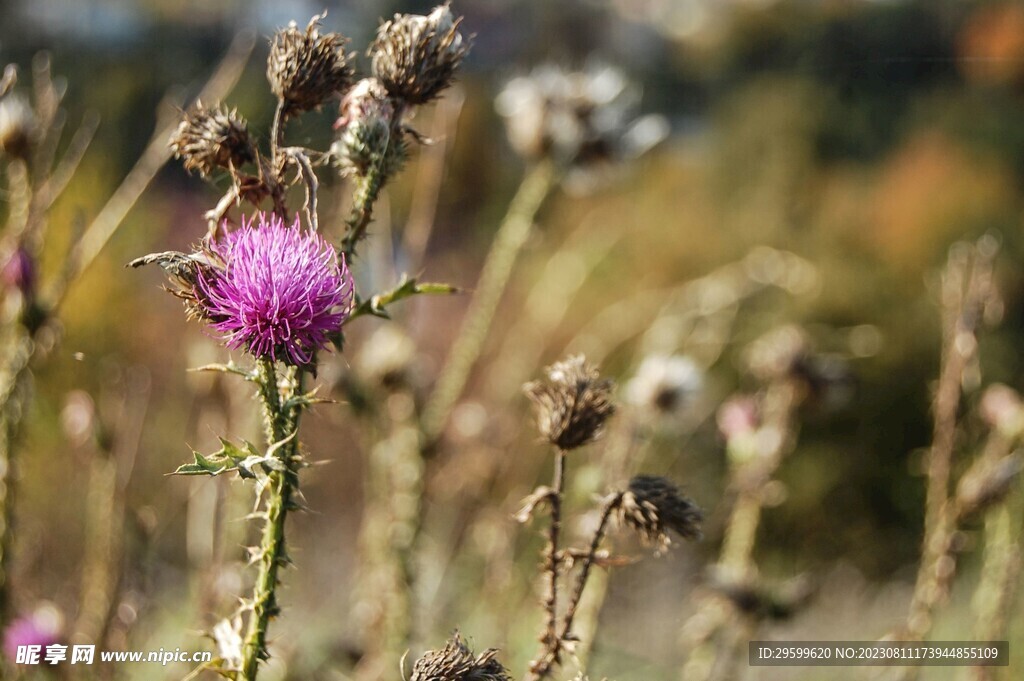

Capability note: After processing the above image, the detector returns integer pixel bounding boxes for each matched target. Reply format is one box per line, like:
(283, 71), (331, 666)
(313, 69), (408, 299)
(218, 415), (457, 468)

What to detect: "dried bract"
(331, 77), (406, 178)
(170, 103), (254, 177)
(524, 355), (615, 451)
(411, 632), (511, 681)
(128, 250), (218, 321)
(0, 94), (35, 160)
(619, 475), (702, 550)
(370, 3), (470, 105)
(268, 14), (354, 116)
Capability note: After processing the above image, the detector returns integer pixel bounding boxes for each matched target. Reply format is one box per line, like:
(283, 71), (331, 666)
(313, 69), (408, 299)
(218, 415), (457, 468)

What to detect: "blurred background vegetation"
(5, 0), (1024, 679)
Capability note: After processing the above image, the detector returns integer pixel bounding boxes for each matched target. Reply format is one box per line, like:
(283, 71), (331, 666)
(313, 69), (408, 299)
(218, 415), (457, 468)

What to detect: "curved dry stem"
(420, 161), (557, 442)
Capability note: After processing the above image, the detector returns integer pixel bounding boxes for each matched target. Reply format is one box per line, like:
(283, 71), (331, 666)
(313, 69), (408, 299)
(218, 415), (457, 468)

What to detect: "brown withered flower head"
(370, 3), (470, 105)
(619, 475), (702, 551)
(410, 632), (511, 681)
(127, 250), (218, 322)
(268, 14), (354, 116)
(524, 355), (615, 451)
(170, 103), (254, 178)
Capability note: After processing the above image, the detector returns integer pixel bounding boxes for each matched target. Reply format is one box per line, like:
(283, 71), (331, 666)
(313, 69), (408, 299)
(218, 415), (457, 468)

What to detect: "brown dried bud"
(370, 3), (470, 105)
(0, 94), (35, 160)
(331, 77), (406, 178)
(267, 14), (354, 116)
(619, 475), (702, 550)
(524, 355), (615, 451)
(411, 632), (511, 681)
(170, 103), (254, 177)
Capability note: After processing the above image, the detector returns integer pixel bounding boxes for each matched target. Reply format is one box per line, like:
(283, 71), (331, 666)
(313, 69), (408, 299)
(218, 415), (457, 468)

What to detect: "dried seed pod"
(267, 14), (354, 116)
(410, 632), (511, 681)
(619, 475), (702, 550)
(523, 355), (615, 451)
(331, 77), (406, 178)
(370, 3), (470, 105)
(170, 103), (254, 177)
(0, 94), (35, 160)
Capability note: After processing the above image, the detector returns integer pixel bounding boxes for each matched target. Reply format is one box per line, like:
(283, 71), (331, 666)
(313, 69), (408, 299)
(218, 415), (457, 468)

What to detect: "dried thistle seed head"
(619, 475), (702, 551)
(268, 14), (354, 115)
(411, 632), (511, 681)
(170, 103), (254, 177)
(0, 94), (35, 160)
(495, 63), (668, 193)
(331, 77), (406, 178)
(523, 354), (615, 451)
(370, 3), (471, 105)
(625, 354), (704, 416)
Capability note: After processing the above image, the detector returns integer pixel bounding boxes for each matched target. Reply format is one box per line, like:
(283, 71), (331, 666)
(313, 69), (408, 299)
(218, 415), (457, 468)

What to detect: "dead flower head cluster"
(268, 13), (354, 116)
(410, 632), (511, 681)
(524, 355), (616, 451)
(619, 475), (703, 550)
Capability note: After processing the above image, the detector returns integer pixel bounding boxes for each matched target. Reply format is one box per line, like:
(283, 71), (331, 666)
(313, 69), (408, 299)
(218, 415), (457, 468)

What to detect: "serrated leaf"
(172, 451), (230, 476)
(346, 274), (459, 323)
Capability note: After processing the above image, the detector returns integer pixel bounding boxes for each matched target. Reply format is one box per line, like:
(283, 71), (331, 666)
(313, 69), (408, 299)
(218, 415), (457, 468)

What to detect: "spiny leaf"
(346, 273), (459, 323)
(172, 450), (231, 476)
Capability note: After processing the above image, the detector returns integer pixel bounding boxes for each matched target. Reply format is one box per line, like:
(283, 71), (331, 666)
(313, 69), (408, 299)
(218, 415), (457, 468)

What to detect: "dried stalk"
(420, 160), (558, 442)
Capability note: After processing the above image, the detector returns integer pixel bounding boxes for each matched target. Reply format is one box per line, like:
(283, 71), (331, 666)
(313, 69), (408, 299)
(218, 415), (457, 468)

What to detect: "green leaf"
(346, 274), (459, 323)
(172, 451), (231, 476)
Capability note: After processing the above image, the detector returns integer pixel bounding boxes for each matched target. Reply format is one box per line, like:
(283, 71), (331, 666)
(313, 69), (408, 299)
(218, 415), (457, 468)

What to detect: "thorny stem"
(341, 104), (406, 262)
(527, 448), (567, 681)
(420, 161), (557, 442)
(241, 358), (301, 681)
(966, 485), (1023, 681)
(340, 154), (387, 262)
(0, 333), (33, 624)
(532, 492), (624, 679)
(904, 240), (997, 648)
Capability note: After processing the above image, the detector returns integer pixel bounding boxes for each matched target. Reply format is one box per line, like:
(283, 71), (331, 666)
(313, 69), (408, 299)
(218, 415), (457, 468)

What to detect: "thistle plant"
(133, 8), (468, 679)
(518, 355), (701, 681)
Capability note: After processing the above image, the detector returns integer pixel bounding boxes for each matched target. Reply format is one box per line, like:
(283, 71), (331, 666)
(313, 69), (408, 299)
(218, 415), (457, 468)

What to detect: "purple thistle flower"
(3, 609), (62, 660)
(198, 213), (354, 365)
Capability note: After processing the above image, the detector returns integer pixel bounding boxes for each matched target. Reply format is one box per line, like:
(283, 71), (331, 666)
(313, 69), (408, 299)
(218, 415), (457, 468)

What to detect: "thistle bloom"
(197, 213), (354, 365)
(3, 606), (62, 660)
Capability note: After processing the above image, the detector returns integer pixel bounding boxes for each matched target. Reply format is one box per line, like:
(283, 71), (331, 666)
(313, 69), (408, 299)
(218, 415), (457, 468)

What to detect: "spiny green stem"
(341, 163), (387, 263)
(241, 358), (301, 681)
(420, 161), (557, 442)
